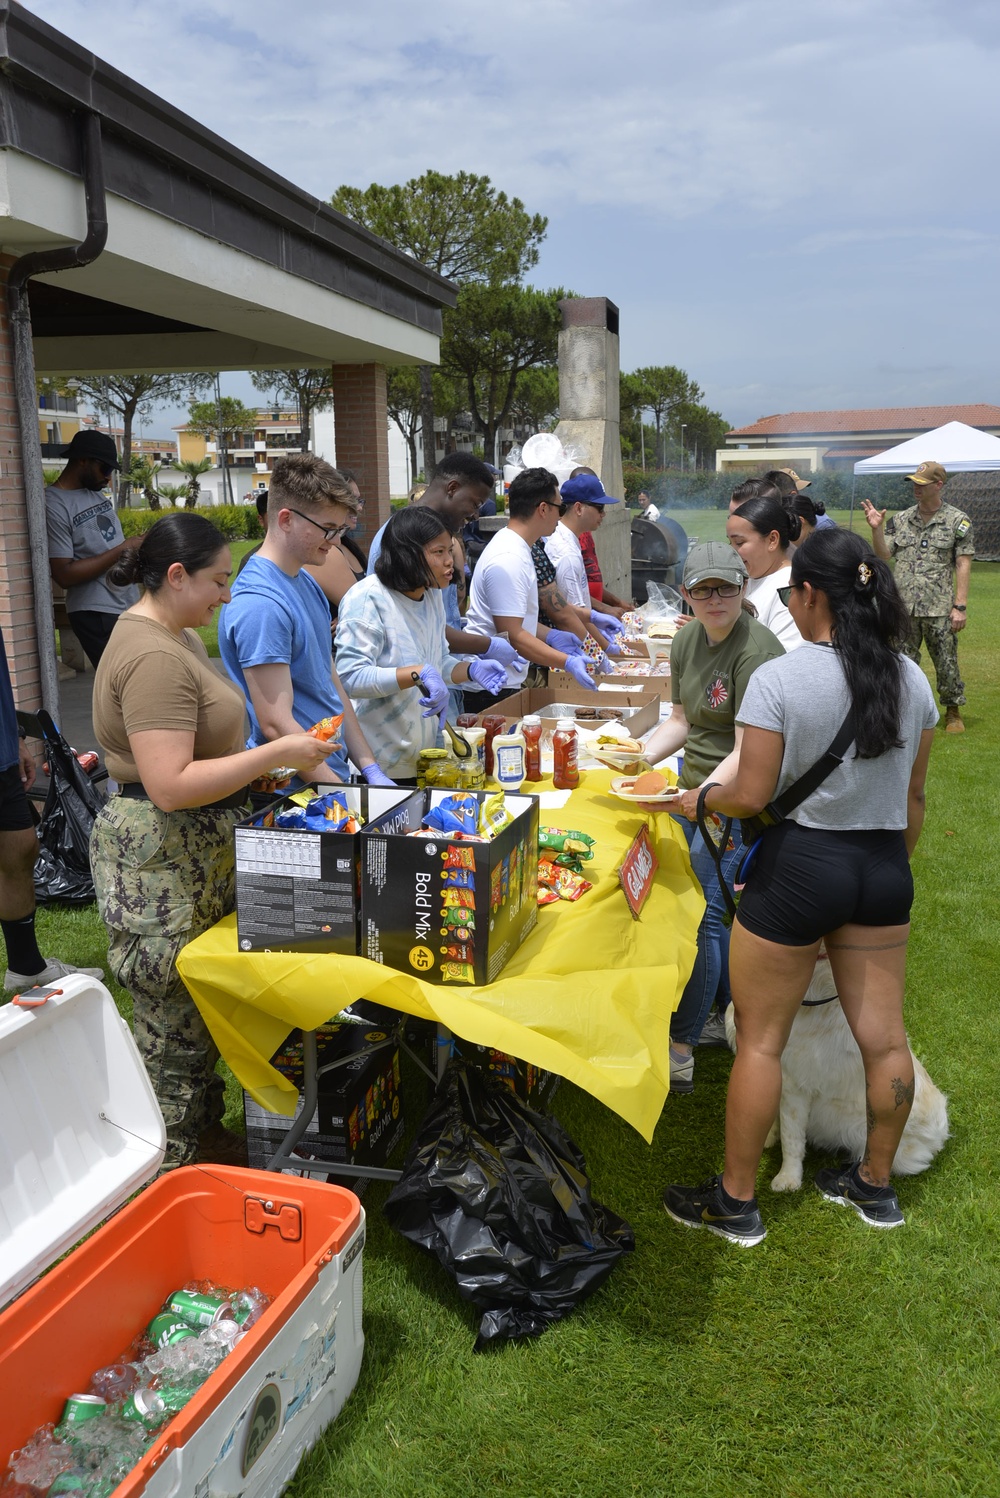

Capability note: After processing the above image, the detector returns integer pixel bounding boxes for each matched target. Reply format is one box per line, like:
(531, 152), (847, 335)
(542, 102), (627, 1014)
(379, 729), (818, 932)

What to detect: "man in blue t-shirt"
(1, 629), (104, 990)
(219, 455), (392, 786)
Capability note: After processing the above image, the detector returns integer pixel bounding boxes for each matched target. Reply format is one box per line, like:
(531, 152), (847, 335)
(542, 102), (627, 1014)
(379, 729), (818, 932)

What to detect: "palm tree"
(177, 457), (213, 506)
(128, 456), (163, 509)
(159, 483), (191, 507)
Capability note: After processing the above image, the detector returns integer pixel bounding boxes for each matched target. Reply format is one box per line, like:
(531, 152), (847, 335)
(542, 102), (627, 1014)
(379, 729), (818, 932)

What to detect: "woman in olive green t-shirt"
(642, 549), (783, 1092)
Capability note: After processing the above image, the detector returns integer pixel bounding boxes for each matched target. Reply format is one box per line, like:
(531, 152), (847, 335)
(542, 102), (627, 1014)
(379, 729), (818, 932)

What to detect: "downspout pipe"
(6, 110), (108, 716)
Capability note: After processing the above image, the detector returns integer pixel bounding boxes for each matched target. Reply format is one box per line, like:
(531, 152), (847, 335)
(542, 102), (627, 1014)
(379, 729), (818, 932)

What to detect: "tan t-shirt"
(93, 613), (246, 784)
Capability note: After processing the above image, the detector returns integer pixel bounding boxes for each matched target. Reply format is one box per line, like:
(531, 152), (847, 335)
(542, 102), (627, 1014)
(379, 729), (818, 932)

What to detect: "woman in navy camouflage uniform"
(91, 514), (329, 1169)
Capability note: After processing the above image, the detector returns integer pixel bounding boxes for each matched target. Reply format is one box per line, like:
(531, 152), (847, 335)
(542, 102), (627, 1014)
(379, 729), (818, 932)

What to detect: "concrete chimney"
(553, 297), (629, 599)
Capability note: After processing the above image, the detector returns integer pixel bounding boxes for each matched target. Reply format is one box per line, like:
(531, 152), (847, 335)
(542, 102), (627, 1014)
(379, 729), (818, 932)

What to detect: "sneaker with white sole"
(662, 1174), (767, 1247)
(669, 1047), (694, 1094)
(814, 1162), (904, 1229)
(697, 1010), (731, 1049)
(4, 957), (106, 994)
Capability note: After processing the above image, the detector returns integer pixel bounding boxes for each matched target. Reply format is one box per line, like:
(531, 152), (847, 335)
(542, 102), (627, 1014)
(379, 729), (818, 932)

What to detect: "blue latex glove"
(417, 665), (449, 722)
(595, 652), (613, 674)
(590, 610), (620, 643)
(484, 636), (520, 668)
(361, 763), (397, 788)
(565, 653), (597, 691)
(467, 657), (507, 694)
(547, 629), (585, 655)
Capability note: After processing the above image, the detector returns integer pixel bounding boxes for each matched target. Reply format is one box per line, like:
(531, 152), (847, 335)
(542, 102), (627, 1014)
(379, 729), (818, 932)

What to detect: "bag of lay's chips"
(478, 791), (514, 840)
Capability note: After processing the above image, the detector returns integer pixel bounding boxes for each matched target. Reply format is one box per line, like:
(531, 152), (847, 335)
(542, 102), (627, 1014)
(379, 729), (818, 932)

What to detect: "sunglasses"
(687, 582), (743, 601)
(777, 584), (795, 606)
(287, 507), (349, 542)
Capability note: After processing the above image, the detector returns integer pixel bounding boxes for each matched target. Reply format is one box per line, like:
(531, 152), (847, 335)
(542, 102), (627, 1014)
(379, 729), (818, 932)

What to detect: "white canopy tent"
(854, 420), (1000, 474)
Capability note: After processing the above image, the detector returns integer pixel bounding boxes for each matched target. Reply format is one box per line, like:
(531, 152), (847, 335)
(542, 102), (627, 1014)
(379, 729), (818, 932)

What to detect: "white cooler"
(0, 976), (365, 1495)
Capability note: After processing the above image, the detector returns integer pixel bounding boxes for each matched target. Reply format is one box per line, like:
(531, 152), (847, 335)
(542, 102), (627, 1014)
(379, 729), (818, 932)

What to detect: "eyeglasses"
(287, 507), (348, 541)
(687, 582), (743, 601)
(777, 584), (795, 606)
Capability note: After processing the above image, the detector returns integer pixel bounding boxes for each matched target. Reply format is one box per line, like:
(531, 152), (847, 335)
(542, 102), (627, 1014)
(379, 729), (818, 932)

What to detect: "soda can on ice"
(147, 1313), (199, 1348)
(166, 1288), (234, 1328)
(120, 1385), (167, 1428)
(58, 1392), (107, 1426)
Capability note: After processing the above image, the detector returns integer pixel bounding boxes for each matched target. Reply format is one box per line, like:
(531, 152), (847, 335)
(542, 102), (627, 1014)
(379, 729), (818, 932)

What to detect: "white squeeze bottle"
(491, 724), (527, 792)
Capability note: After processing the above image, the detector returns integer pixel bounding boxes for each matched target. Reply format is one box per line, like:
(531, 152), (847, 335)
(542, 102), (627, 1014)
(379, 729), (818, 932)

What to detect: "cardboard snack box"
(473, 685), (661, 737)
(465, 1045), (561, 1108)
(234, 785), (411, 954)
(360, 789), (539, 986)
(244, 1019), (405, 1176)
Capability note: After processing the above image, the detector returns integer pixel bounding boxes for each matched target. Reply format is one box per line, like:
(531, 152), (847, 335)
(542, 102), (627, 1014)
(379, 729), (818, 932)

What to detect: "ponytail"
(732, 494), (802, 549)
(791, 529), (911, 757)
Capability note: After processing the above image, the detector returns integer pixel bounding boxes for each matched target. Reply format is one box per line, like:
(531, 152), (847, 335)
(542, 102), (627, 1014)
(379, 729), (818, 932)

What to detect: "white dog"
(724, 953), (950, 1191)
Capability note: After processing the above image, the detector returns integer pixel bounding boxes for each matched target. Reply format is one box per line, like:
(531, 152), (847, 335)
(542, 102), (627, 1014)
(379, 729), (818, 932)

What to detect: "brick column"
(0, 256), (42, 711)
(330, 363), (390, 552)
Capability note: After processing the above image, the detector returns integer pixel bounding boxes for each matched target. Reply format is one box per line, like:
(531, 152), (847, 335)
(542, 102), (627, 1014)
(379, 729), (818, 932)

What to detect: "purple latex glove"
(361, 763), (397, 788)
(467, 657), (507, 694)
(565, 653), (597, 691)
(590, 610), (620, 643)
(484, 636), (520, 668)
(547, 629), (585, 655)
(417, 665), (449, 721)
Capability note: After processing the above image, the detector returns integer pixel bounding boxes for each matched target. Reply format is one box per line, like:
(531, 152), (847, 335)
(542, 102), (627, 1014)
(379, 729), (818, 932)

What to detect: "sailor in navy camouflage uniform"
(862, 460), (974, 733)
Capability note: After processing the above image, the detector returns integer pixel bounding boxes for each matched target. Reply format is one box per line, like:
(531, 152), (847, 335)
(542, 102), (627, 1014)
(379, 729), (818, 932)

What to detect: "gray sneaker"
(697, 1010), (731, 1049)
(669, 1047), (694, 1094)
(814, 1162), (905, 1229)
(4, 957), (106, 994)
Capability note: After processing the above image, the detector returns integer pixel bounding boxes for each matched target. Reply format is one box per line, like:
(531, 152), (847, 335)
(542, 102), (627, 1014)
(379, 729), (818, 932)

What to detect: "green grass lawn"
(661, 505), (865, 545)
(24, 562), (1000, 1498)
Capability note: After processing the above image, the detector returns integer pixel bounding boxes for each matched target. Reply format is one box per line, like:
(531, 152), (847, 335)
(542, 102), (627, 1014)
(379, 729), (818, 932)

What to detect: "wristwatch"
(953, 604), (967, 612)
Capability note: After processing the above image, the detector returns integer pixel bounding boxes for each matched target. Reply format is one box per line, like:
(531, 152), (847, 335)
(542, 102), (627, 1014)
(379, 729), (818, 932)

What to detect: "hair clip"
(857, 561), (873, 587)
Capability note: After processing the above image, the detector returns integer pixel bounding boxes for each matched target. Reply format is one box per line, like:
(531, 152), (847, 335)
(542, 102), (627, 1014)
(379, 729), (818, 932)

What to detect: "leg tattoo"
(892, 1076), (915, 1110)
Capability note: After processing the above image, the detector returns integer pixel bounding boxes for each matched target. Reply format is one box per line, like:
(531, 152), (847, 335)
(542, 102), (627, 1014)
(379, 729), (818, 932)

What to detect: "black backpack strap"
(696, 783), (737, 923)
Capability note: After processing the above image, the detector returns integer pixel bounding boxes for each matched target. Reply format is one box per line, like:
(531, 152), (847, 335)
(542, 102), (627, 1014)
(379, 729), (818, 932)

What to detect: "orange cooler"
(0, 977), (365, 1495)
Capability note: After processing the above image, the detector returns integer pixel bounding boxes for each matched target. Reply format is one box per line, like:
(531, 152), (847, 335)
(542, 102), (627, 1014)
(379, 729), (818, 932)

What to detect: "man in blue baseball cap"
(542, 472), (625, 647)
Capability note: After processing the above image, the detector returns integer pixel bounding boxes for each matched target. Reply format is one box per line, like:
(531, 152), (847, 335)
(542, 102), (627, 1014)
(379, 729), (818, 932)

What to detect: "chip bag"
(538, 828), (596, 862)
(309, 714), (344, 743)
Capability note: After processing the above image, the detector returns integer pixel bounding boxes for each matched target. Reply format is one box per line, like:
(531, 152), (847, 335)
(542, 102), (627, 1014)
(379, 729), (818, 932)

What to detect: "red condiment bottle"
(552, 717), (579, 790)
(482, 714), (507, 778)
(522, 714), (542, 782)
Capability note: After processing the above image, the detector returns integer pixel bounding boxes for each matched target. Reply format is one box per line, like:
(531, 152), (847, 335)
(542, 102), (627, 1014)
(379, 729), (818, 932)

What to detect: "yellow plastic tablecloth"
(176, 773), (704, 1142)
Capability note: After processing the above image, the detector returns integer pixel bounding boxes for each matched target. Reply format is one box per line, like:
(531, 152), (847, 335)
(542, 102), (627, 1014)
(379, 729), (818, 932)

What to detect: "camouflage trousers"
(91, 796), (243, 1169)
(902, 615), (965, 708)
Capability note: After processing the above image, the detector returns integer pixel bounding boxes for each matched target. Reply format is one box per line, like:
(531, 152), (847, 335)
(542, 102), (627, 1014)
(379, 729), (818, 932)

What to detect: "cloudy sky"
(30, 0), (1000, 431)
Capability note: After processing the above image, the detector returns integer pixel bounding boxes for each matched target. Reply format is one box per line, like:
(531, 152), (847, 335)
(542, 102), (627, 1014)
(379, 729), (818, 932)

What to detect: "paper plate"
(611, 776), (682, 806)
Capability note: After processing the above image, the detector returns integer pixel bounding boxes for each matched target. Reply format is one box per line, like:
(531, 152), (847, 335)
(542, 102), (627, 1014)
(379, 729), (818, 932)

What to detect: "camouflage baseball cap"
(905, 461), (947, 485)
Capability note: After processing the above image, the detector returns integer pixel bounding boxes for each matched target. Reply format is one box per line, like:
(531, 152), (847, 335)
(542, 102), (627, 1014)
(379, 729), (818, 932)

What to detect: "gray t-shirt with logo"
(45, 485), (139, 615)
(737, 642), (938, 831)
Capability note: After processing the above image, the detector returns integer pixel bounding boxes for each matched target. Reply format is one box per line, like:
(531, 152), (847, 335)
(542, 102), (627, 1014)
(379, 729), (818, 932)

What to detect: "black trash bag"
(384, 1060), (635, 1350)
(31, 711), (105, 905)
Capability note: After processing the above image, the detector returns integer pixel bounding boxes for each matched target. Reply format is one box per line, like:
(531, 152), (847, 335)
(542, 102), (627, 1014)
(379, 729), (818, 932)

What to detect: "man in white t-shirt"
(463, 468), (598, 710)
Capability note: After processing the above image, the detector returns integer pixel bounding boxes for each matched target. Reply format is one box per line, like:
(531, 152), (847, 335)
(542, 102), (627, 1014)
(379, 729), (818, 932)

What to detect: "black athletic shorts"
(0, 762), (36, 832)
(736, 820), (913, 947)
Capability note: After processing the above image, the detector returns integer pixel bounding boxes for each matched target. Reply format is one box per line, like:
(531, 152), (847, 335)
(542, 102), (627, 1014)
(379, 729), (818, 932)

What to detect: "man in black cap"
(46, 431), (141, 667)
